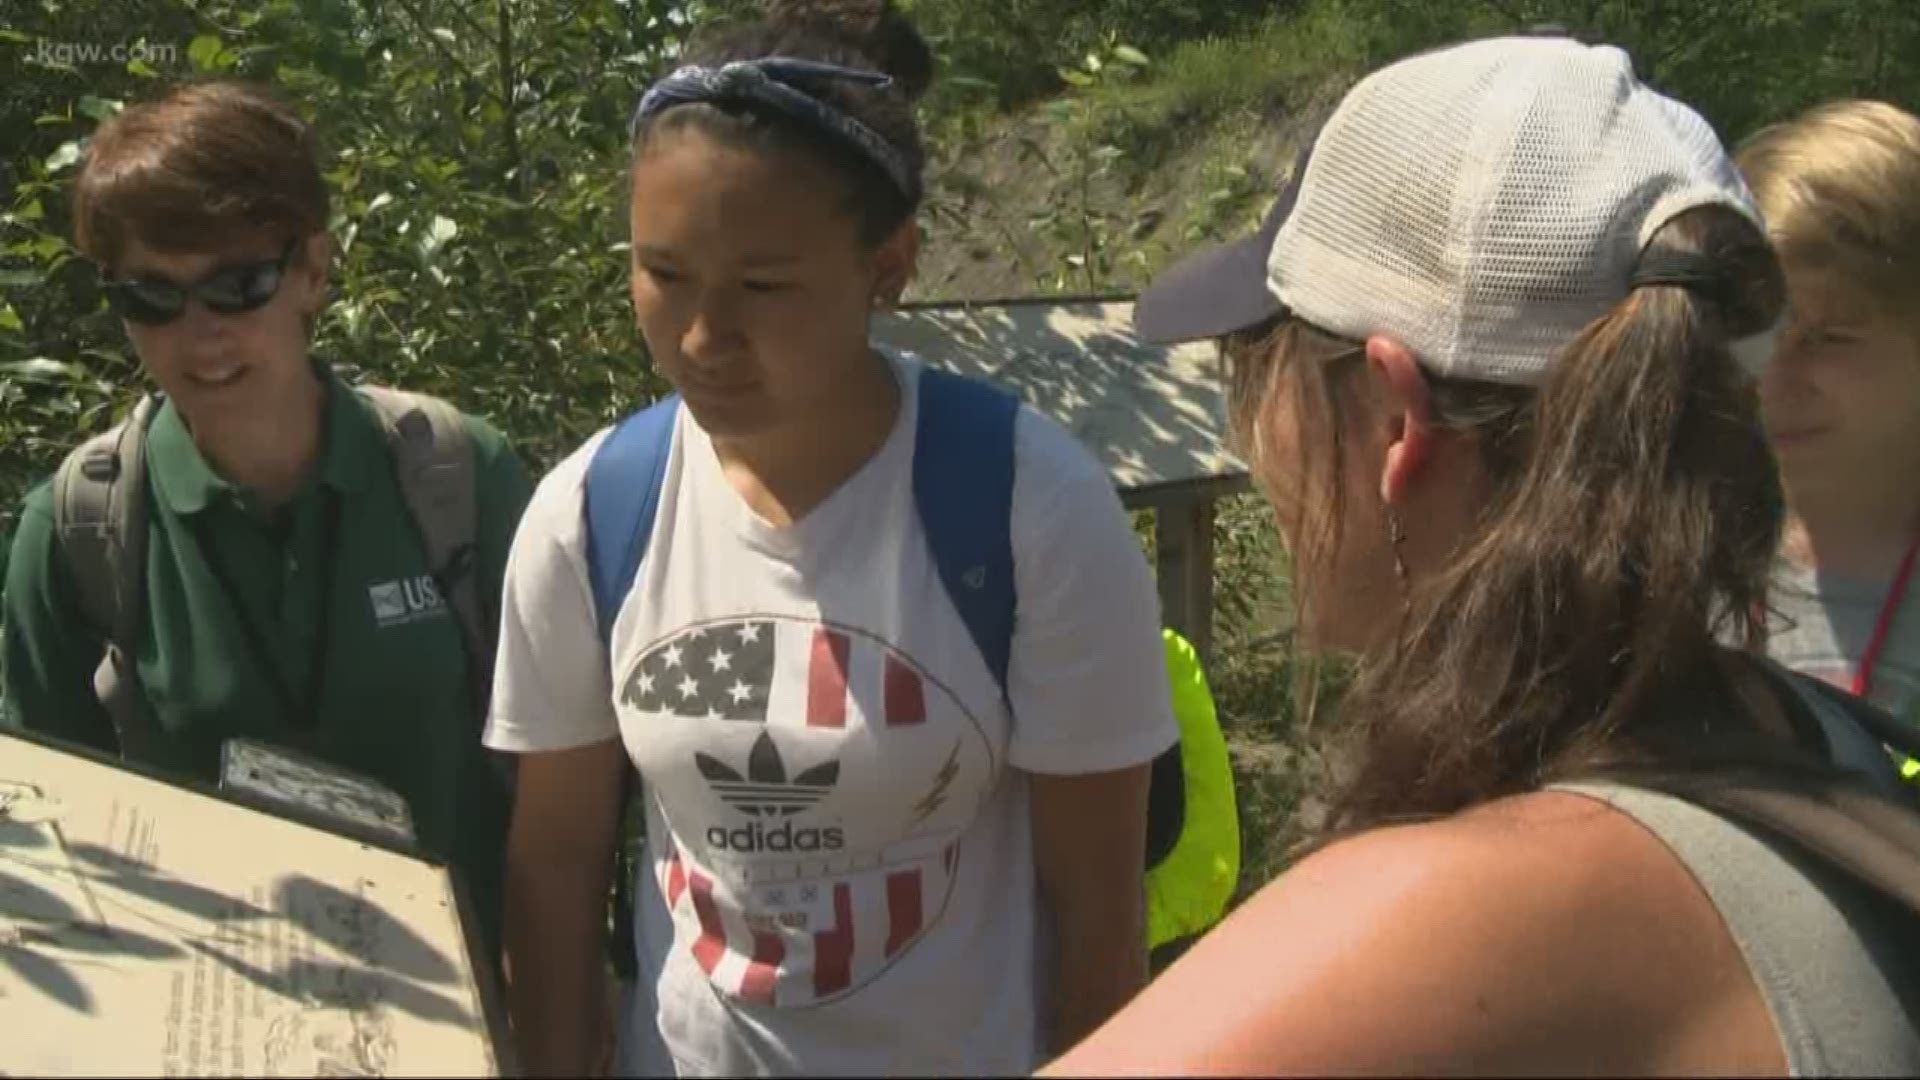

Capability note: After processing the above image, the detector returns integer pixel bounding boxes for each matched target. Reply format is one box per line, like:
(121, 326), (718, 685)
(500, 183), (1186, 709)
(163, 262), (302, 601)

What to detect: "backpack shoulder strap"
(912, 367), (1020, 694)
(51, 395), (159, 751)
(356, 385), (489, 700)
(1620, 659), (1920, 926)
(1636, 767), (1920, 924)
(584, 394), (681, 645)
(583, 394), (680, 985)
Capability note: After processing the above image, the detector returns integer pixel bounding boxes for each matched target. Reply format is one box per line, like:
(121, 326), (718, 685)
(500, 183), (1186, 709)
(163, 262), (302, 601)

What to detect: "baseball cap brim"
(1134, 139), (1313, 345)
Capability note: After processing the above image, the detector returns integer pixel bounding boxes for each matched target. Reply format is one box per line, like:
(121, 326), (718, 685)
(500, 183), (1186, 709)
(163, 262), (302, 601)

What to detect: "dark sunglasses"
(101, 239), (298, 326)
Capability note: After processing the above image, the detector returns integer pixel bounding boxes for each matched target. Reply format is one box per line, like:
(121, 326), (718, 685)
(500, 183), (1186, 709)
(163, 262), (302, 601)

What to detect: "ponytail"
(1300, 205), (1789, 837)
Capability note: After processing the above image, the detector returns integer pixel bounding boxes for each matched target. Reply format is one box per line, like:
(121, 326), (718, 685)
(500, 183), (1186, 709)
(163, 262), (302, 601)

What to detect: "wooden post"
(1155, 497), (1216, 667)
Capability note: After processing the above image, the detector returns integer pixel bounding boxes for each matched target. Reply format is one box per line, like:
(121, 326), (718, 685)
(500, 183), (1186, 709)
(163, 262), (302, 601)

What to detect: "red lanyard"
(1854, 529), (1920, 699)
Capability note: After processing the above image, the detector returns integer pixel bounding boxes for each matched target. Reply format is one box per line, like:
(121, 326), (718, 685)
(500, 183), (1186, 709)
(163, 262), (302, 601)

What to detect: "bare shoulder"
(1044, 789), (1778, 1076)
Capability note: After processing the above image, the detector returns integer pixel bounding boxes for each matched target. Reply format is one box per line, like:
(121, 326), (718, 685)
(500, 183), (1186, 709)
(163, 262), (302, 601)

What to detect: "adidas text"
(707, 820), (845, 854)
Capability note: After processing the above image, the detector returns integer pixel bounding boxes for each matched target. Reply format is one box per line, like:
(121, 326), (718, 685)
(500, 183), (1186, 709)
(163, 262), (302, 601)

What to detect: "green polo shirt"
(2, 368), (533, 955)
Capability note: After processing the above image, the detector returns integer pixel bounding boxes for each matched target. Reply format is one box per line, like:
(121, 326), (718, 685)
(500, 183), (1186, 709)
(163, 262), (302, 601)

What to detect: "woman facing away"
(1738, 101), (1920, 767)
(481, 1), (1178, 1075)
(1045, 34), (1920, 1077)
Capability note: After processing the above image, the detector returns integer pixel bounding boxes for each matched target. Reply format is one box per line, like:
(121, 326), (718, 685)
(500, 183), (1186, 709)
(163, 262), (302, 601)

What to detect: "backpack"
(49, 385), (493, 756)
(582, 366), (1195, 977)
(1620, 659), (1920, 940)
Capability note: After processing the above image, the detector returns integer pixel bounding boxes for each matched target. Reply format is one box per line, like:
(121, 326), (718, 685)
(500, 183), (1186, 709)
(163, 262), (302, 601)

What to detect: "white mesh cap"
(1261, 36), (1760, 385)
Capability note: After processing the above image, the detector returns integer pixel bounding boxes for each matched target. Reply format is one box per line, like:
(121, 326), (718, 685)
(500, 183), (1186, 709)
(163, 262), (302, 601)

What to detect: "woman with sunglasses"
(481, 1), (1176, 1075)
(1042, 34), (1920, 1076)
(1, 80), (533, 959)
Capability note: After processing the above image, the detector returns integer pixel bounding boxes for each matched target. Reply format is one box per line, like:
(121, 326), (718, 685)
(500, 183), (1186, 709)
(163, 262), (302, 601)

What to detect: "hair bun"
(764, 0), (934, 102)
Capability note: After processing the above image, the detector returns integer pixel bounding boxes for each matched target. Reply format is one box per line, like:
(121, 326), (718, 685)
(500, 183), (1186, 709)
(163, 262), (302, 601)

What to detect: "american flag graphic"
(660, 840), (962, 1008)
(618, 615), (984, 1009)
(621, 618), (932, 733)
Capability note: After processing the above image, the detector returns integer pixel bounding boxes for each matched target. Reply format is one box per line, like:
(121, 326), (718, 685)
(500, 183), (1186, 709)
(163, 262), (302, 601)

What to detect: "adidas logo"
(696, 731), (844, 853)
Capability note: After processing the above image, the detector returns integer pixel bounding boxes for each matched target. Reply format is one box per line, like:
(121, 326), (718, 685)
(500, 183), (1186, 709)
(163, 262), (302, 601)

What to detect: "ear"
(296, 229), (332, 316)
(1367, 334), (1435, 506)
(868, 219), (919, 307)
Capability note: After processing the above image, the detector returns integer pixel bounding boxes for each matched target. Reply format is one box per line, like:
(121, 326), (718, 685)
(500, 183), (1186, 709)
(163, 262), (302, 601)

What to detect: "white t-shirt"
(485, 352), (1178, 1076)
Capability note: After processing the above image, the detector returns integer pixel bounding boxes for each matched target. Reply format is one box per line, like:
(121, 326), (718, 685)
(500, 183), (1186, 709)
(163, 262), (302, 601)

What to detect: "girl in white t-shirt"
(482, 2), (1177, 1075)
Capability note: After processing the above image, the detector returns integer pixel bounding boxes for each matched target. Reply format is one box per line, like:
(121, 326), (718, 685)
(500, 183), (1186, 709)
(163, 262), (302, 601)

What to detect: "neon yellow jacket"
(1145, 629), (1241, 950)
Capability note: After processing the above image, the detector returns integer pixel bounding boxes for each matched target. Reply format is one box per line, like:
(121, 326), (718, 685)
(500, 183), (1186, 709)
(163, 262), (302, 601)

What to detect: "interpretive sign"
(0, 731), (512, 1077)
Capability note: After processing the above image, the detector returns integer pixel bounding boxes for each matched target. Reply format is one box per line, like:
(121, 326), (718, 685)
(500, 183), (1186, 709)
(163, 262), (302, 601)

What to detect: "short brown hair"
(1737, 100), (1920, 313)
(73, 79), (328, 268)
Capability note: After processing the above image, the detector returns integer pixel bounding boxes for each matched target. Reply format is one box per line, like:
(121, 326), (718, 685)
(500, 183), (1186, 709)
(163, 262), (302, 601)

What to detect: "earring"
(1385, 505), (1411, 602)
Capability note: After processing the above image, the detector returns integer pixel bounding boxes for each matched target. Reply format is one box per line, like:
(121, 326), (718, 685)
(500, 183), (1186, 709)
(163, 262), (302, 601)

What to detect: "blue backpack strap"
(912, 367), (1020, 694)
(584, 394), (682, 645)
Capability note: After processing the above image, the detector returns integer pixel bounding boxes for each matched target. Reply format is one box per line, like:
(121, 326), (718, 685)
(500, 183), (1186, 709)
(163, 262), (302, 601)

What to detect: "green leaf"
(1057, 67), (1094, 88)
(0, 358), (79, 379)
(366, 191), (394, 214)
(16, 199), (45, 222)
(1113, 45), (1151, 66)
(417, 213), (459, 260)
(44, 141), (81, 173)
(77, 95), (120, 121)
(0, 28), (30, 44)
(127, 57), (159, 78)
(0, 307), (24, 333)
(189, 34), (225, 71)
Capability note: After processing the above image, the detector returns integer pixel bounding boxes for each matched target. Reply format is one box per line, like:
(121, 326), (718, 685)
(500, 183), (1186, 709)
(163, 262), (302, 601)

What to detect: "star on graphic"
(709, 648), (732, 673)
(799, 884), (819, 903)
(635, 672), (655, 696)
(662, 643), (684, 669)
(728, 681), (753, 704)
(677, 674), (700, 700)
(736, 624), (761, 645)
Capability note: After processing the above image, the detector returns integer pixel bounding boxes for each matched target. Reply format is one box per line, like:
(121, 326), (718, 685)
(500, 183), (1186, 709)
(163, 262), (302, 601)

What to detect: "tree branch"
(386, 0), (493, 95)
(496, 0), (528, 203)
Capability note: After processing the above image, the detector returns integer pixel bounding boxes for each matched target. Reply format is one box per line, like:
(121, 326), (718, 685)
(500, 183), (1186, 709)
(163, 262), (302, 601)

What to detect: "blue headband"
(631, 58), (918, 202)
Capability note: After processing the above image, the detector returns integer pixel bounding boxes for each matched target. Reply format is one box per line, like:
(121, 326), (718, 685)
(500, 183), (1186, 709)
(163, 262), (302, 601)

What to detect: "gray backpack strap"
(50, 395), (159, 754)
(1610, 659), (1920, 940)
(355, 385), (491, 708)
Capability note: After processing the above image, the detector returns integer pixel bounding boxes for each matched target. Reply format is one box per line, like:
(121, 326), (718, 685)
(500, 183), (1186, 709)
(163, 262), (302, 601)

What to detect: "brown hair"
(1226, 205), (1794, 839)
(1737, 100), (1920, 317)
(631, 0), (933, 245)
(73, 79), (328, 268)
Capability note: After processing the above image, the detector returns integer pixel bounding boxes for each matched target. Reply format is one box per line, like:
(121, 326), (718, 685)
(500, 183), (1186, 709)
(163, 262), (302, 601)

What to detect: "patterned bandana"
(631, 58), (918, 202)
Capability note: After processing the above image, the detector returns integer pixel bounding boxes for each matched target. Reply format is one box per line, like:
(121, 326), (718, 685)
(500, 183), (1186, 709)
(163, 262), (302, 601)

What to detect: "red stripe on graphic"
(813, 883), (855, 997)
(740, 929), (785, 1005)
(807, 629), (850, 729)
(688, 871), (726, 976)
(665, 852), (687, 909)
(885, 869), (924, 956)
(884, 654), (925, 727)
